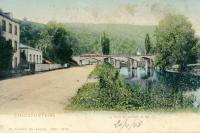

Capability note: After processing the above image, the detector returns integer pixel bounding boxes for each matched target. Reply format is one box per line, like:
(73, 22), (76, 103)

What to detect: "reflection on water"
(119, 67), (200, 92)
(119, 67), (200, 109)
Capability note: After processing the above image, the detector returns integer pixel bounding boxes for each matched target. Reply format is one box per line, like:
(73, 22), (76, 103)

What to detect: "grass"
(67, 64), (197, 112)
(67, 83), (101, 110)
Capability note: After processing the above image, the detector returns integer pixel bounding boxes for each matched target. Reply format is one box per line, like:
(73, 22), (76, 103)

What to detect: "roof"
(0, 11), (19, 24)
(43, 59), (53, 64)
(20, 44), (42, 52)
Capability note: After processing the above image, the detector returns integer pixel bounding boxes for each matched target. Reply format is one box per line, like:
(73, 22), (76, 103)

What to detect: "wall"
(0, 15), (20, 68)
(21, 48), (43, 64)
(34, 64), (63, 72)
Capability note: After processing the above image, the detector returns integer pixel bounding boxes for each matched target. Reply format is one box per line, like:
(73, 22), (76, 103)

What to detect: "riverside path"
(0, 65), (95, 114)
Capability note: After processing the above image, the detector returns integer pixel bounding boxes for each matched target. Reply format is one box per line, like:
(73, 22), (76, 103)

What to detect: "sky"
(1, 0), (200, 35)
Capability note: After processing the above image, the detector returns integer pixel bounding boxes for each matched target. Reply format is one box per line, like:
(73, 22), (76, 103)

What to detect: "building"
(20, 44), (43, 64)
(0, 10), (20, 68)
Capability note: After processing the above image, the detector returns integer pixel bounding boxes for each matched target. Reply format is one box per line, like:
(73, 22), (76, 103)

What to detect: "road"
(0, 65), (94, 114)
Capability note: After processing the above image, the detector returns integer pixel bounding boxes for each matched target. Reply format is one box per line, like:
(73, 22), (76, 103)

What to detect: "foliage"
(0, 36), (13, 72)
(69, 64), (132, 110)
(20, 20), (44, 48)
(97, 64), (132, 109)
(128, 86), (194, 111)
(37, 21), (74, 64)
(196, 40), (200, 60)
(69, 83), (101, 110)
(155, 14), (198, 71)
(20, 21), (156, 56)
(145, 33), (151, 55)
(64, 23), (156, 55)
(101, 32), (110, 55)
(68, 64), (195, 111)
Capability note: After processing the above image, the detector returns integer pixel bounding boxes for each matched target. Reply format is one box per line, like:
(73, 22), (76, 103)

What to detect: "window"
(40, 56), (41, 63)
(8, 39), (12, 44)
(2, 20), (6, 31)
(33, 55), (35, 63)
(14, 41), (17, 52)
(14, 57), (17, 68)
(15, 25), (17, 35)
(9, 23), (12, 33)
(29, 54), (32, 62)
(37, 55), (38, 64)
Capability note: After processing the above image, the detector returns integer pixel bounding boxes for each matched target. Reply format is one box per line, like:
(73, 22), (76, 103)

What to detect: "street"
(0, 65), (94, 114)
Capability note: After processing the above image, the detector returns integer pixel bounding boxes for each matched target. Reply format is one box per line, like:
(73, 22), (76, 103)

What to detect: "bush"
(0, 36), (13, 77)
(68, 64), (196, 111)
(69, 83), (101, 110)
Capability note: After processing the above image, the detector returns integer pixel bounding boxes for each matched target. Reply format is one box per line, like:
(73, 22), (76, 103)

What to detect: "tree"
(20, 20), (43, 48)
(155, 14), (198, 71)
(52, 27), (73, 64)
(37, 21), (74, 64)
(0, 36), (13, 72)
(145, 33), (151, 55)
(101, 32), (110, 55)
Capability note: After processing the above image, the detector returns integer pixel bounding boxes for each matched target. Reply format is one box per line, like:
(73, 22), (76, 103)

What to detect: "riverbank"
(67, 64), (197, 112)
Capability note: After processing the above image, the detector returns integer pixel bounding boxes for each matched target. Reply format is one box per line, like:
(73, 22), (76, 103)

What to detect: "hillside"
(19, 21), (156, 55)
(64, 23), (156, 55)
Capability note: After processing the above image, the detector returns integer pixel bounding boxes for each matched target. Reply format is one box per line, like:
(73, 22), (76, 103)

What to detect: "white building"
(20, 44), (43, 64)
(0, 10), (20, 68)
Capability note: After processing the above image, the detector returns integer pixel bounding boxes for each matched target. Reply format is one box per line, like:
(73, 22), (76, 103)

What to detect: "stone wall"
(34, 64), (63, 72)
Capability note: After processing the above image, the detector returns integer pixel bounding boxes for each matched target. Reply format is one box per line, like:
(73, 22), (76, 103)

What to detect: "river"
(119, 67), (200, 109)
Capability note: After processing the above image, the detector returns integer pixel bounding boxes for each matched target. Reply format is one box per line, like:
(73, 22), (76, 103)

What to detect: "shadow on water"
(119, 67), (200, 92)
(119, 67), (200, 109)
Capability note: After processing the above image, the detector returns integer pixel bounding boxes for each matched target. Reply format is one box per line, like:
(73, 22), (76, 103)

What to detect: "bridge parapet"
(73, 55), (155, 68)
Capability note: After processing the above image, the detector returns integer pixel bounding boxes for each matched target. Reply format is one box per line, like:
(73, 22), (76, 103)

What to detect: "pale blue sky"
(1, 0), (200, 34)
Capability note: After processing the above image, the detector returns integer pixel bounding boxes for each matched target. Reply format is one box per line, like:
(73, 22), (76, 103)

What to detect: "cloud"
(150, 3), (178, 19)
(84, 6), (100, 18)
(119, 4), (137, 16)
(80, 3), (137, 23)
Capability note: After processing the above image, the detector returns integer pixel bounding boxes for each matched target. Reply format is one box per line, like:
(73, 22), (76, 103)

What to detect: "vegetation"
(20, 21), (75, 64)
(37, 22), (75, 64)
(101, 32), (110, 55)
(68, 64), (195, 111)
(155, 14), (198, 71)
(20, 20), (44, 48)
(145, 33), (151, 55)
(0, 36), (13, 74)
(20, 21), (156, 56)
(64, 23), (156, 55)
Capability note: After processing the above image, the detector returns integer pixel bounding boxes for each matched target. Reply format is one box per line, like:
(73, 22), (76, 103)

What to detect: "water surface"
(119, 67), (200, 108)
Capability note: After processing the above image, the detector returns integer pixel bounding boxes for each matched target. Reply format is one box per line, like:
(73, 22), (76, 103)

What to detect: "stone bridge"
(73, 55), (155, 69)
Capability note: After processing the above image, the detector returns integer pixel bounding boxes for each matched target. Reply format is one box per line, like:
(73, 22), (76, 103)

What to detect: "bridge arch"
(79, 57), (102, 65)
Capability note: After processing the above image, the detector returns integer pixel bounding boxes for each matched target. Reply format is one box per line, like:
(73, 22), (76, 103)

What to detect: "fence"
(0, 63), (67, 80)
(34, 64), (63, 72)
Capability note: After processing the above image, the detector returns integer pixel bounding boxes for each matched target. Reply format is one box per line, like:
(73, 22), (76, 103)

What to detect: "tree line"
(1, 20), (111, 74)
(20, 21), (111, 64)
(1, 14), (200, 73)
(145, 14), (199, 72)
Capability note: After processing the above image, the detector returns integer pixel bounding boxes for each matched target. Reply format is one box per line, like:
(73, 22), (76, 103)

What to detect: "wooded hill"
(20, 20), (156, 55)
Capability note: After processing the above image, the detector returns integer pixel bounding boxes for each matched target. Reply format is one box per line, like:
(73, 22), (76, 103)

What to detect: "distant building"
(20, 44), (43, 64)
(0, 10), (20, 68)
(136, 51), (141, 56)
